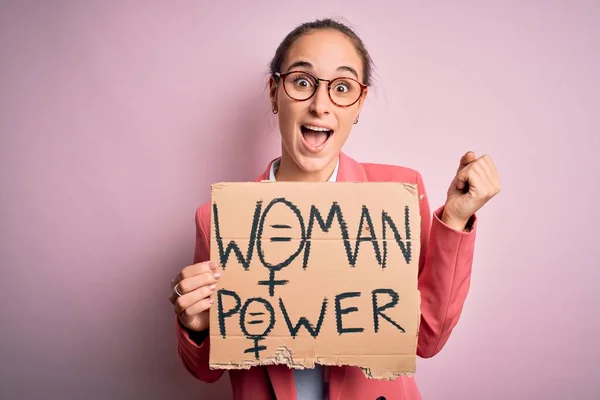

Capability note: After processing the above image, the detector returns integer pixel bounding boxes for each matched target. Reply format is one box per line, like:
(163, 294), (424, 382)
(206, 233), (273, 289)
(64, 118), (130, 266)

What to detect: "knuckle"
(183, 263), (200, 278)
(175, 297), (186, 311)
(181, 261), (210, 279)
(171, 273), (182, 288)
(177, 280), (189, 293)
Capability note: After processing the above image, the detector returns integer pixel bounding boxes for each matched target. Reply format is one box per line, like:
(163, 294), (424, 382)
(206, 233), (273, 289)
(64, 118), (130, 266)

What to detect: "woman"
(170, 18), (500, 400)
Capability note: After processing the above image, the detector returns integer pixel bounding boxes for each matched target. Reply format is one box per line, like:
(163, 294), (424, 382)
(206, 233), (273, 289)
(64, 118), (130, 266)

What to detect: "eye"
(333, 81), (351, 93)
(292, 74), (314, 89)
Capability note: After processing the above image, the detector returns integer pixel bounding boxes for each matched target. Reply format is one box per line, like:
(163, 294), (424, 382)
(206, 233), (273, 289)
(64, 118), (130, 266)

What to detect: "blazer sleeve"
(415, 171), (477, 358)
(175, 206), (224, 383)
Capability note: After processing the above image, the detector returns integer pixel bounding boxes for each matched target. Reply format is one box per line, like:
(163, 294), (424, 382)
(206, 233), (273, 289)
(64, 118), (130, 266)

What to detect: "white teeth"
(303, 125), (331, 132)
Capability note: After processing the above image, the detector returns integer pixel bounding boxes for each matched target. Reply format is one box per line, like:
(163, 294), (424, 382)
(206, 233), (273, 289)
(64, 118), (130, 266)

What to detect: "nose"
(308, 81), (332, 116)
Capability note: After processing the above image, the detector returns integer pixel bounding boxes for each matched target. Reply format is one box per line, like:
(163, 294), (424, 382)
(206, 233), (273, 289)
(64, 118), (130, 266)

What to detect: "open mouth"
(301, 124), (334, 150)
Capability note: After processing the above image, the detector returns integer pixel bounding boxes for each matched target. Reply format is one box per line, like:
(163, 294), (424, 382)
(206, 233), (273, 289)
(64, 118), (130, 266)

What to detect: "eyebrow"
(286, 61), (360, 80)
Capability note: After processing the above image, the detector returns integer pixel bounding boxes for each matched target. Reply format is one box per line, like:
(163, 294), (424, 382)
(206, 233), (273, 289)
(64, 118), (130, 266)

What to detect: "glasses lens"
(329, 78), (362, 106)
(284, 71), (318, 101)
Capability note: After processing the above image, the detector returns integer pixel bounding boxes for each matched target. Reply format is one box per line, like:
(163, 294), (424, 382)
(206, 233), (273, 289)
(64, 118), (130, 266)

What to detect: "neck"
(275, 150), (338, 182)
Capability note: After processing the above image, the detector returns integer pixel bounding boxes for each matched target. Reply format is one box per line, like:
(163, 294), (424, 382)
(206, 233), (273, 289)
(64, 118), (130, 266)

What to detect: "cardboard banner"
(208, 181), (421, 379)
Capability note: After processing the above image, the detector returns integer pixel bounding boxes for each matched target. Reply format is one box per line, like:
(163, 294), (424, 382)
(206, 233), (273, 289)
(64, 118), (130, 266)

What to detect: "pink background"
(1, 1), (598, 399)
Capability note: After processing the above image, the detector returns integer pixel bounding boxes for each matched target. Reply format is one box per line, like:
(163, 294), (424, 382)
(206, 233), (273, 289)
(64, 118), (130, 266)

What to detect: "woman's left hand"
(442, 151), (501, 231)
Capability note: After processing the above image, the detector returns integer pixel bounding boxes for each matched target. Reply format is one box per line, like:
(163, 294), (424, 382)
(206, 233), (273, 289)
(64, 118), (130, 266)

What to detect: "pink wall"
(1, 1), (598, 399)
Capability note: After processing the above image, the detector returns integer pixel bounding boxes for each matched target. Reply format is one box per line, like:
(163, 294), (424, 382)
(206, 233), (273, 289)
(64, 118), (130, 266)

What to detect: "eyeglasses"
(274, 71), (367, 107)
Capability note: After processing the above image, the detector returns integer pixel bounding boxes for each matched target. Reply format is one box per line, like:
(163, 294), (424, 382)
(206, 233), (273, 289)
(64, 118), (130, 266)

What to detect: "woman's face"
(270, 29), (367, 178)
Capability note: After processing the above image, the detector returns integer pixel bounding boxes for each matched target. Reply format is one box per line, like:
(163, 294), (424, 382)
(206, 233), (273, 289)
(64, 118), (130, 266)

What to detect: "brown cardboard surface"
(208, 181), (421, 379)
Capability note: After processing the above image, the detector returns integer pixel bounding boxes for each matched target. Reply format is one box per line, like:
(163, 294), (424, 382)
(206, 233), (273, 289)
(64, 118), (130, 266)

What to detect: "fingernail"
(209, 262), (217, 270)
(209, 284), (216, 290)
(213, 272), (221, 279)
(209, 298), (214, 304)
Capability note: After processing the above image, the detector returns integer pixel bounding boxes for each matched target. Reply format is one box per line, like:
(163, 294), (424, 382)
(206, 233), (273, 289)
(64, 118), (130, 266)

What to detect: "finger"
(456, 163), (483, 193)
(178, 295), (214, 318)
(474, 155), (501, 193)
(175, 283), (216, 315)
(473, 154), (493, 178)
(484, 155), (501, 190)
(455, 162), (474, 191)
(179, 270), (220, 295)
(457, 151), (477, 173)
(469, 156), (490, 180)
(170, 269), (220, 305)
(469, 162), (501, 200)
(467, 166), (484, 191)
(172, 261), (218, 289)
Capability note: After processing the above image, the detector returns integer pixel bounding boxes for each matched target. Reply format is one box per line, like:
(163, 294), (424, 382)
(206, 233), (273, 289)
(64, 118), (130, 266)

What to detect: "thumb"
(457, 151), (477, 173)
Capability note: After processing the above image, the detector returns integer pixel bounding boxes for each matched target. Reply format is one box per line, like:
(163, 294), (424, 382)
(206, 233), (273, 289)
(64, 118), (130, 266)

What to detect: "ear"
(356, 87), (368, 115)
(269, 76), (278, 109)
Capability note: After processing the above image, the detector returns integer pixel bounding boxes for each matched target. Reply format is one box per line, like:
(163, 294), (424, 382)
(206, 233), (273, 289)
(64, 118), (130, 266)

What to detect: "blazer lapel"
(254, 158), (275, 182)
(337, 152), (368, 182)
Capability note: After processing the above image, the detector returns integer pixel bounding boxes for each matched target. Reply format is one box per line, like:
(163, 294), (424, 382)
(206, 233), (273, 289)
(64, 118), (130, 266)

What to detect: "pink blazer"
(176, 152), (477, 400)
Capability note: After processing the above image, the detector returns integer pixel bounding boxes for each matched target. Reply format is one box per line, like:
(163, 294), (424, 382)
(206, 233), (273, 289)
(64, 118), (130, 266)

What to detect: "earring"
(354, 115), (359, 124)
(273, 107), (278, 115)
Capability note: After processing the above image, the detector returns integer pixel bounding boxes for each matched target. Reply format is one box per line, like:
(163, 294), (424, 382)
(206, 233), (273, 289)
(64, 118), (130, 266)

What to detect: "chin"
(294, 153), (335, 174)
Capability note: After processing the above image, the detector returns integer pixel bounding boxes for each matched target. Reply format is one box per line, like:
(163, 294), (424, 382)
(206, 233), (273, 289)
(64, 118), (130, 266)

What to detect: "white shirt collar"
(269, 157), (339, 182)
